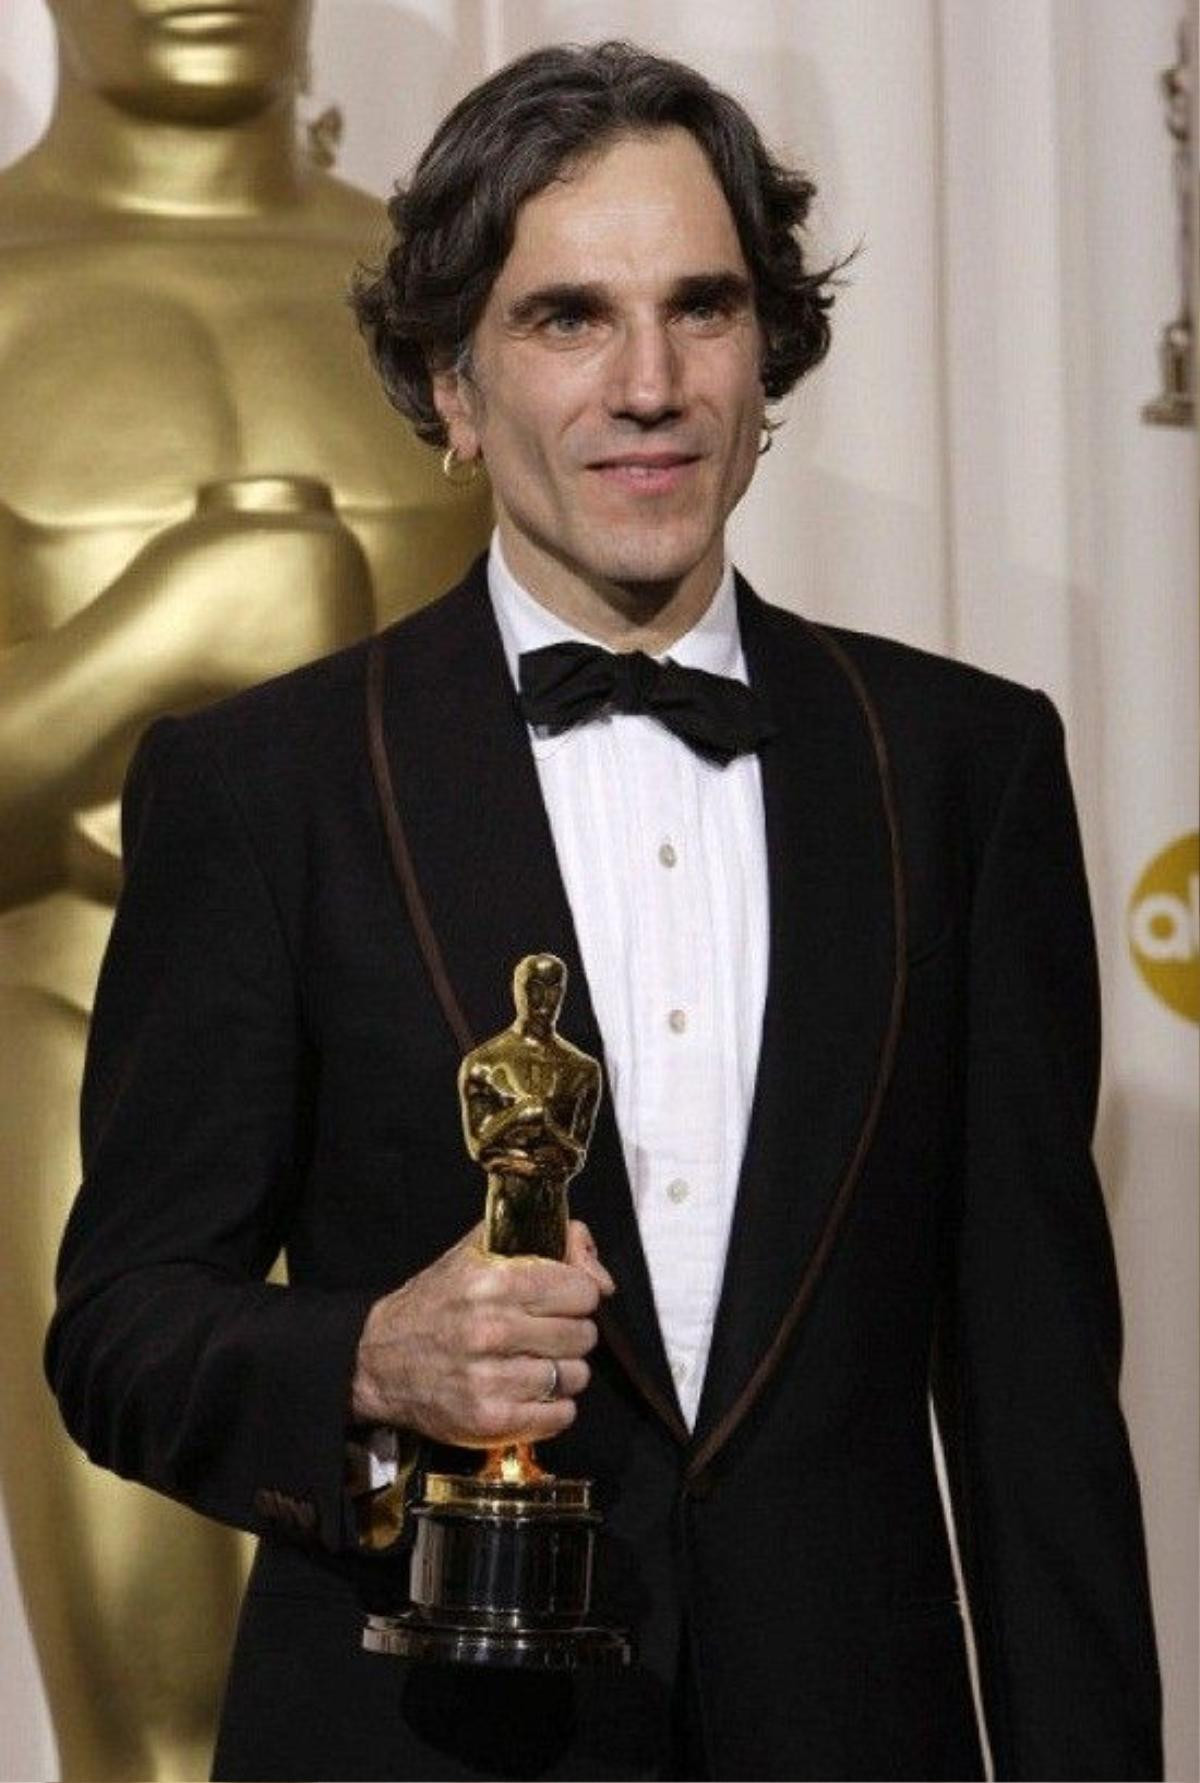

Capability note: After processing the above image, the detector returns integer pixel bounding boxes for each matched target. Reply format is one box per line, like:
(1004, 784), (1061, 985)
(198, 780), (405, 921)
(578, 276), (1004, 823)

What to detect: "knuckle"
(466, 1310), (506, 1356)
(463, 1262), (500, 1303)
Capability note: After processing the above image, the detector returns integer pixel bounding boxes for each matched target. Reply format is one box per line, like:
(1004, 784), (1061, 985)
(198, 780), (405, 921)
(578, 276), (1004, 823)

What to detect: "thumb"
(567, 1219), (616, 1296)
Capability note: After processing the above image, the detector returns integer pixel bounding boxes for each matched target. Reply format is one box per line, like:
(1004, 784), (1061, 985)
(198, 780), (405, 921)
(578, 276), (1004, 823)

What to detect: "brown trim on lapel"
(686, 615), (908, 1485)
(366, 635), (475, 1057)
(599, 1308), (690, 1445)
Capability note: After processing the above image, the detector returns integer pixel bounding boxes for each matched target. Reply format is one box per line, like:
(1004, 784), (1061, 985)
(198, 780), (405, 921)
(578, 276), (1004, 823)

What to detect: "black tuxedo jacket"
(47, 560), (1161, 1781)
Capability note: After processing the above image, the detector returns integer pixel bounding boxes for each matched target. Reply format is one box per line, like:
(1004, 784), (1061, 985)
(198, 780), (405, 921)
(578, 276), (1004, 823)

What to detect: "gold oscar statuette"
(363, 954), (632, 1669)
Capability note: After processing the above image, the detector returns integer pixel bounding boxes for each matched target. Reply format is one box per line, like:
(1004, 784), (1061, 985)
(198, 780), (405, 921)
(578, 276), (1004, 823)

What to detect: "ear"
(431, 366), (482, 460)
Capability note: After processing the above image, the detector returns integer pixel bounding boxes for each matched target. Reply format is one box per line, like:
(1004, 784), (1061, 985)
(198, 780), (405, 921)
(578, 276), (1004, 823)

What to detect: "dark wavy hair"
(352, 41), (841, 447)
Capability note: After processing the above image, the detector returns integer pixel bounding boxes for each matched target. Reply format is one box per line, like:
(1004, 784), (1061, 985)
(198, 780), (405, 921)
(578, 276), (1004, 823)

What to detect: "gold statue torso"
(0, 182), (469, 646)
(459, 956), (602, 1263)
(0, 163), (490, 947)
(462, 1030), (602, 1261)
(0, 43), (489, 1777)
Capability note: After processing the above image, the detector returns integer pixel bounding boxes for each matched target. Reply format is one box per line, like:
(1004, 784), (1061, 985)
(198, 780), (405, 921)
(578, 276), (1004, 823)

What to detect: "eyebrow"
(504, 270), (754, 329)
(672, 271), (754, 312)
(505, 282), (608, 328)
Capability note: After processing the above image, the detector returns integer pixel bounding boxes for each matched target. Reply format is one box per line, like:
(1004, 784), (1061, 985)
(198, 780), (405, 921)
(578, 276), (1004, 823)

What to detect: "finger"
(514, 1397), (578, 1443)
(566, 1220), (616, 1296)
(503, 1255), (603, 1316)
(522, 1356), (590, 1402)
(444, 1394), (578, 1451)
(502, 1312), (598, 1360)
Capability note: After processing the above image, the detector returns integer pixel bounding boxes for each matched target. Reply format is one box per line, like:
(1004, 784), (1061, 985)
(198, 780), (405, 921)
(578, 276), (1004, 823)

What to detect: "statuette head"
(513, 953), (566, 1029)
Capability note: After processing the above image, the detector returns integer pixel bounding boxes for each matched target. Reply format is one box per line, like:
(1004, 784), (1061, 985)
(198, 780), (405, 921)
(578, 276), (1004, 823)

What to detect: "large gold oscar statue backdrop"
(0, 3), (489, 1776)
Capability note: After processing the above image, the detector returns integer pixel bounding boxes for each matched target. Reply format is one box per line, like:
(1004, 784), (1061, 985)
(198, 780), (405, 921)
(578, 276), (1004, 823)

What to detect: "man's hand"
(349, 1220), (615, 1447)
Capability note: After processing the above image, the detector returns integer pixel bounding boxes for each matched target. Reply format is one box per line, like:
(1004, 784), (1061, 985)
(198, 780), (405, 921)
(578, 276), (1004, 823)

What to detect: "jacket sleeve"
(931, 693), (1162, 1781)
(45, 716), (378, 1554)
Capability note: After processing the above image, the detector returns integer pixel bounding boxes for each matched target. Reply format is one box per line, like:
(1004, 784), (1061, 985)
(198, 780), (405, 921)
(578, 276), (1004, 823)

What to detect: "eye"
(676, 295), (735, 332)
(541, 308), (595, 339)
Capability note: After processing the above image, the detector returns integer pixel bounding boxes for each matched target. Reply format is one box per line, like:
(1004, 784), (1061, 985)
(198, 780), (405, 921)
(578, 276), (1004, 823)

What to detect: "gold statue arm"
(571, 1072), (602, 1150)
(462, 1073), (587, 1176)
(534, 1111), (590, 1172)
(0, 487), (372, 911)
(472, 1099), (548, 1152)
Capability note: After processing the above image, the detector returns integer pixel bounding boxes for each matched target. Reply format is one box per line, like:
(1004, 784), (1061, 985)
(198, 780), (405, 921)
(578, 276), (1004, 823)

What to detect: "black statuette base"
(363, 1607), (631, 1669)
(362, 1472), (632, 1671)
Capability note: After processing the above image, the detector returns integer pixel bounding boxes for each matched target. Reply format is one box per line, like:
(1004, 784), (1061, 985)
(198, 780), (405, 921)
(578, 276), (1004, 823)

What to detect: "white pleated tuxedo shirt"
(489, 536), (769, 1426)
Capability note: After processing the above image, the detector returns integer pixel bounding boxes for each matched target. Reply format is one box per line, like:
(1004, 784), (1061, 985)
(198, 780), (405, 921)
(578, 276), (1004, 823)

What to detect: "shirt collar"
(487, 531), (747, 696)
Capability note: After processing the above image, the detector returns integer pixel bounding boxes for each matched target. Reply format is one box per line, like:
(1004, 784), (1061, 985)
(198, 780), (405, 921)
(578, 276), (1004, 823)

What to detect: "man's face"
(435, 127), (765, 625)
(48, 0), (311, 122)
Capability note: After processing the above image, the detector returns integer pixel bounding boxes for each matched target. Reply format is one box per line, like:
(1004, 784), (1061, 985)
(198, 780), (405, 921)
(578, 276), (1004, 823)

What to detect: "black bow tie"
(517, 641), (776, 766)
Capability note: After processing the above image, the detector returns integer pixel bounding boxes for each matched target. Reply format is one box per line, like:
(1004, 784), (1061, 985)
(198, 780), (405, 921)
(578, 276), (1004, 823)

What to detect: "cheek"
(725, 381), (766, 485)
(485, 392), (570, 486)
(704, 341), (765, 459)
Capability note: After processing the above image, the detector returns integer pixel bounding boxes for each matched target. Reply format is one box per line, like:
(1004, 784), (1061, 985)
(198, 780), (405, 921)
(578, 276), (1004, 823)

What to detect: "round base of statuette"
(362, 1472), (632, 1671)
(363, 1609), (631, 1669)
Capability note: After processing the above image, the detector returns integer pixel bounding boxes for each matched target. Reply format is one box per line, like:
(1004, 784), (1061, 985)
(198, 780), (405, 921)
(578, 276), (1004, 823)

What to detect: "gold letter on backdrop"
(0, 3), (489, 1776)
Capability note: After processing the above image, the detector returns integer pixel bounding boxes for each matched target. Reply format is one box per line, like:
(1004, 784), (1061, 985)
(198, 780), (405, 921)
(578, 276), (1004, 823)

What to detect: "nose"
(605, 316), (682, 426)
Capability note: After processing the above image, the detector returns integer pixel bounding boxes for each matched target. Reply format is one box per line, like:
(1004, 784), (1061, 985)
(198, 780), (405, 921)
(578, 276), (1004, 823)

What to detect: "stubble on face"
(436, 127), (768, 652)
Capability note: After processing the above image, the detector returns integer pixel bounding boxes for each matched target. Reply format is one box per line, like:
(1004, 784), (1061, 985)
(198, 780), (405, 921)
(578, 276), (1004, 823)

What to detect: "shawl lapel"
(687, 582), (905, 1478)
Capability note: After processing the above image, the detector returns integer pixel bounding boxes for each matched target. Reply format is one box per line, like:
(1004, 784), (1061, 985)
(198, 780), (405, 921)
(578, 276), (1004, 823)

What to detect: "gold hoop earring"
(758, 417), (781, 457)
(441, 446), (483, 487)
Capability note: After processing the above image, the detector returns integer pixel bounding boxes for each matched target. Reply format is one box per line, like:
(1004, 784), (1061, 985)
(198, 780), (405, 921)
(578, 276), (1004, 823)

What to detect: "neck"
(31, 67), (305, 215)
(499, 524), (725, 655)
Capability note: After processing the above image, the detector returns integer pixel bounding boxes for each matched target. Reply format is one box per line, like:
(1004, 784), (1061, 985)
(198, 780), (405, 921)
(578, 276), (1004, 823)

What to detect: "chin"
(582, 524), (715, 592)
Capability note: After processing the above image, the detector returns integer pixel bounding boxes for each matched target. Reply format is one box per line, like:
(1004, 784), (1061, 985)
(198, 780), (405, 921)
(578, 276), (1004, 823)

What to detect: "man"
(47, 41), (1161, 1783)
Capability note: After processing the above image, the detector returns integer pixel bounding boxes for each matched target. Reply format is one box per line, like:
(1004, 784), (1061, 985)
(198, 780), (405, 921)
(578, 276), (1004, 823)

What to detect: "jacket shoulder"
(743, 595), (1068, 896)
(753, 595), (1047, 735)
(828, 623), (1044, 724)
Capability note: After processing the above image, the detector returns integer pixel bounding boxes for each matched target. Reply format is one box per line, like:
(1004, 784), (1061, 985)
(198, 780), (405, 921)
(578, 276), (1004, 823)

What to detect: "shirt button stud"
(667, 1008), (687, 1034)
(667, 1178), (690, 1204)
(658, 841), (678, 868)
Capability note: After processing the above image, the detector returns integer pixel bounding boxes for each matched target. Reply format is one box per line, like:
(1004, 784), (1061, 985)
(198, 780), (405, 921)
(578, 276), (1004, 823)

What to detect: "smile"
(588, 456), (700, 496)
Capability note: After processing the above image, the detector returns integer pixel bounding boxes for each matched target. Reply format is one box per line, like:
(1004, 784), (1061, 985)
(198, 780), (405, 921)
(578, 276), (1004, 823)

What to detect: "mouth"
(587, 453), (702, 497)
(154, 4), (263, 33)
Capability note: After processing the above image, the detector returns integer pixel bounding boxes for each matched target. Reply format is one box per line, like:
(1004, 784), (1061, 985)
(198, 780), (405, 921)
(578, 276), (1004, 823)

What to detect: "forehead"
(494, 127), (748, 298)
